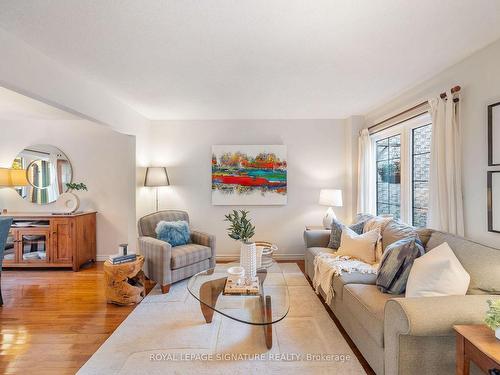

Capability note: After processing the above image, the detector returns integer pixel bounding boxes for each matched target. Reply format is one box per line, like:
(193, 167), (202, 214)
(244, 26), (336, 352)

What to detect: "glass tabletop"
(187, 261), (290, 326)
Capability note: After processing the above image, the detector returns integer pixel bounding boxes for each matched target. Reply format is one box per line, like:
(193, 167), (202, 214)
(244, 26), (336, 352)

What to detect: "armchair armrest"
(191, 230), (216, 267)
(385, 295), (498, 337)
(303, 229), (330, 248)
(138, 236), (172, 284)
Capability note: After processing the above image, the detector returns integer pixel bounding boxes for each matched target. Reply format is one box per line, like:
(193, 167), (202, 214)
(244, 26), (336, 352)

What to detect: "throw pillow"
(376, 237), (424, 294)
(327, 218), (344, 249)
(364, 216), (392, 263)
(405, 242), (470, 297)
(349, 220), (367, 235)
(336, 227), (379, 264)
(155, 220), (190, 247)
(327, 217), (370, 250)
(382, 220), (419, 251)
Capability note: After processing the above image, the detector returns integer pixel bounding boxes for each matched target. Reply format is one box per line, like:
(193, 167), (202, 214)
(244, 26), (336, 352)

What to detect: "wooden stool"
(104, 255), (145, 305)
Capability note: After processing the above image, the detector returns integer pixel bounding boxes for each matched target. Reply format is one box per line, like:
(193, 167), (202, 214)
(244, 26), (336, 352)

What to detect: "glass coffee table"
(187, 261), (289, 349)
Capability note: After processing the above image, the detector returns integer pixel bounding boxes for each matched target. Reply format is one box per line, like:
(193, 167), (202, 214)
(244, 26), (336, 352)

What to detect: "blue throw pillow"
(376, 236), (424, 294)
(327, 218), (368, 250)
(155, 220), (190, 247)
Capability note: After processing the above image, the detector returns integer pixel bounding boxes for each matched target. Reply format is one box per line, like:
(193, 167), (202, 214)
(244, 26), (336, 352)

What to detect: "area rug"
(77, 263), (365, 374)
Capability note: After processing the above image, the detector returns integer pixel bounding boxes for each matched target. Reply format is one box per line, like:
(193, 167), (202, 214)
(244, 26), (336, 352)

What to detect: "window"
(372, 114), (432, 227)
(376, 135), (401, 220)
(412, 124), (432, 227)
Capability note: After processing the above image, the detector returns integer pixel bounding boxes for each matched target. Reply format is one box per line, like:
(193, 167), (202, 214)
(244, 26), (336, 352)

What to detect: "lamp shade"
(319, 189), (343, 207)
(144, 167), (170, 187)
(0, 168), (29, 187)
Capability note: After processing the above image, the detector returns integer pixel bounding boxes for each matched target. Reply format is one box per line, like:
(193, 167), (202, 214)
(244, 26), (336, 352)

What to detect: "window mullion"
(399, 127), (410, 224)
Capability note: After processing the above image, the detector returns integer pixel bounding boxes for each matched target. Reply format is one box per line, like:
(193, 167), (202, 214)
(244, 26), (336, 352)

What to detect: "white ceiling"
(1, 0), (500, 120)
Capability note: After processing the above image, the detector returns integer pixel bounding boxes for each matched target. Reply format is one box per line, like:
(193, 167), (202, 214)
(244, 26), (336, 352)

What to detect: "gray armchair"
(137, 210), (216, 293)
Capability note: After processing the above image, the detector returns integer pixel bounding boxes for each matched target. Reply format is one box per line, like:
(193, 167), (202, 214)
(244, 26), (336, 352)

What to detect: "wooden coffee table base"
(198, 273), (274, 350)
(261, 295), (273, 349)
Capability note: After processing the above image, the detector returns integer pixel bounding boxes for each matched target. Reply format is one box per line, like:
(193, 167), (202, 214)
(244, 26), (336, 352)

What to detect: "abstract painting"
(212, 145), (287, 205)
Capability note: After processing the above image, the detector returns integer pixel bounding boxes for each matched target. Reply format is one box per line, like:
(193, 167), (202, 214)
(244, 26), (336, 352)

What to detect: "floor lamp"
(144, 167), (170, 212)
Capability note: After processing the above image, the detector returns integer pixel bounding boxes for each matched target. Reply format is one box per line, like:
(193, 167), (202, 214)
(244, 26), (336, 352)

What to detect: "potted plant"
(224, 210), (256, 284)
(485, 299), (500, 340)
(377, 161), (401, 184)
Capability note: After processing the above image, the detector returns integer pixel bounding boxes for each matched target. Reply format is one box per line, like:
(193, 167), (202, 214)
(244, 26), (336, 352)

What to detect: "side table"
(454, 324), (500, 374)
(104, 255), (145, 305)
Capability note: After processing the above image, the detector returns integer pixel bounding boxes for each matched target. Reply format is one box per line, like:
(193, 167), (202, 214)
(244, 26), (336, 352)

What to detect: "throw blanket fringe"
(312, 253), (378, 305)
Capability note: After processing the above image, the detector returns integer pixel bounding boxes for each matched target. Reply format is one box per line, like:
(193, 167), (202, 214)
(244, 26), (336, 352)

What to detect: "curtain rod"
(368, 85), (461, 133)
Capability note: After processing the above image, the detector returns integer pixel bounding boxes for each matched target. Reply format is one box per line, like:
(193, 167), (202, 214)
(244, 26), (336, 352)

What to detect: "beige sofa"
(304, 221), (500, 375)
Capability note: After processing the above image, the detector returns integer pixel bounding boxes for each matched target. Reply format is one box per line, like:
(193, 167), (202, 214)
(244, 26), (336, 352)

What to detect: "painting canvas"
(212, 145), (287, 205)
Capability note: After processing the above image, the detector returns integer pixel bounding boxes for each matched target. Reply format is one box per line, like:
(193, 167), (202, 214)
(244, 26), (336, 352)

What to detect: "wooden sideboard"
(1, 212), (96, 271)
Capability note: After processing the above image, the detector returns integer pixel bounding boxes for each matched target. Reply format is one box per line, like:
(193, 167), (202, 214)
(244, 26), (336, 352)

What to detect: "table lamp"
(0, 168), (28, 187)
(319, 189), (343, 229)
(144, 167), (170, 212)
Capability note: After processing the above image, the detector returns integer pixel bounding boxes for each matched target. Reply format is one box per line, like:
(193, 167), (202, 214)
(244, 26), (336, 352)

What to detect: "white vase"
(496, 327), (500, 340)
(239, 242), (257, 284)
(55, 192), (80, 213)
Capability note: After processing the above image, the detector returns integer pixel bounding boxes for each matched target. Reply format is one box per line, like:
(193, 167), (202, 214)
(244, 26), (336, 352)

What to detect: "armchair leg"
(161, 284), (171, 294)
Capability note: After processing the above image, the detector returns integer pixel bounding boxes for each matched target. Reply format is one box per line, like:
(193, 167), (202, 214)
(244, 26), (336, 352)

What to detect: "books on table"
(108, 253), (137, 265)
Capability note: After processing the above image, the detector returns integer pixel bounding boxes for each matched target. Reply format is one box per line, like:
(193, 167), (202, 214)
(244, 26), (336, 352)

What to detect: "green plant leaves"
(66, 182), (88, 191)
(224, 209), (255, 242)
(485, 299), (500, 330)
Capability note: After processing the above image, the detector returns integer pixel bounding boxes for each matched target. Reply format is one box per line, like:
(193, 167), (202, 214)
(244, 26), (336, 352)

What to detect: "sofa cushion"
(382, 220), (418, 251)
(332, 272), (377, 299)
(415, 228), (433, 248)
(364, 216), (392, 262)
(307, 247), (335, 257)
(343, 284), (402, 347)
(426, 231), (500, 295)
(171, 244), (212, 269)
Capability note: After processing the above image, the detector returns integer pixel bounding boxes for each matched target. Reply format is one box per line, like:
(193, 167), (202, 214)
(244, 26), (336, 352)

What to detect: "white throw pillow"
(405, 242), (470, 298)
(336, 227), (379, 264)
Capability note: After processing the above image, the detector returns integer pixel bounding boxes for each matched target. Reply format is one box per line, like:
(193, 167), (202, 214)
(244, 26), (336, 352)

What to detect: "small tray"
(223, 277), (260, 295)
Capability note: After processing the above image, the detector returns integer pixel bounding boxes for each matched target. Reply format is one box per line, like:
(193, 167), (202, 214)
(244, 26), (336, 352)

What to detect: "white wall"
(144, 119), (348, 259)
(0, 119), (136, 258)
(364, 38), (500, 249)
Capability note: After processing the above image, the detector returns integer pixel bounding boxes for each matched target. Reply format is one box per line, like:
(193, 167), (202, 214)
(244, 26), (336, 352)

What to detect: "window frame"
(371, 113), (432, 226)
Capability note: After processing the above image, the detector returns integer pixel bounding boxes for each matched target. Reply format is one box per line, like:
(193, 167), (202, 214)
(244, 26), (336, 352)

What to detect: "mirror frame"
(13, 144), (73, 205)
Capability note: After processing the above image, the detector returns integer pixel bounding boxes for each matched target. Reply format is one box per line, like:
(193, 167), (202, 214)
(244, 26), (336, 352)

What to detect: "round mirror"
(11, 145), (73, 205)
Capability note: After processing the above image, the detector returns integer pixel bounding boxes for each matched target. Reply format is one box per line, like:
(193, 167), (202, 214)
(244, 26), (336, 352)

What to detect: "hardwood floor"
(0, 260), (372, 375)
(0, 263), (153, 375)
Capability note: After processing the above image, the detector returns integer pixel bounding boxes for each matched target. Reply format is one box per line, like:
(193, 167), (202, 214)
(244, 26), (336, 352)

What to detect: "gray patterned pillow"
(327, 218), (368, 250)
(376, 236), (424, 294)
(327, 219), (343, 249)
(349, 220), (366, 235)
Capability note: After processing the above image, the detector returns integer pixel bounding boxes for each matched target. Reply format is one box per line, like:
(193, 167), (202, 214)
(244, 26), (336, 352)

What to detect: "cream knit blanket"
(312, 253), (378, 305)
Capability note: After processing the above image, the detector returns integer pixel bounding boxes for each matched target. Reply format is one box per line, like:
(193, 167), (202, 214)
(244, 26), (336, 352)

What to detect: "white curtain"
(357, 128), (375, 214)
(427, 90), (464, 235)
